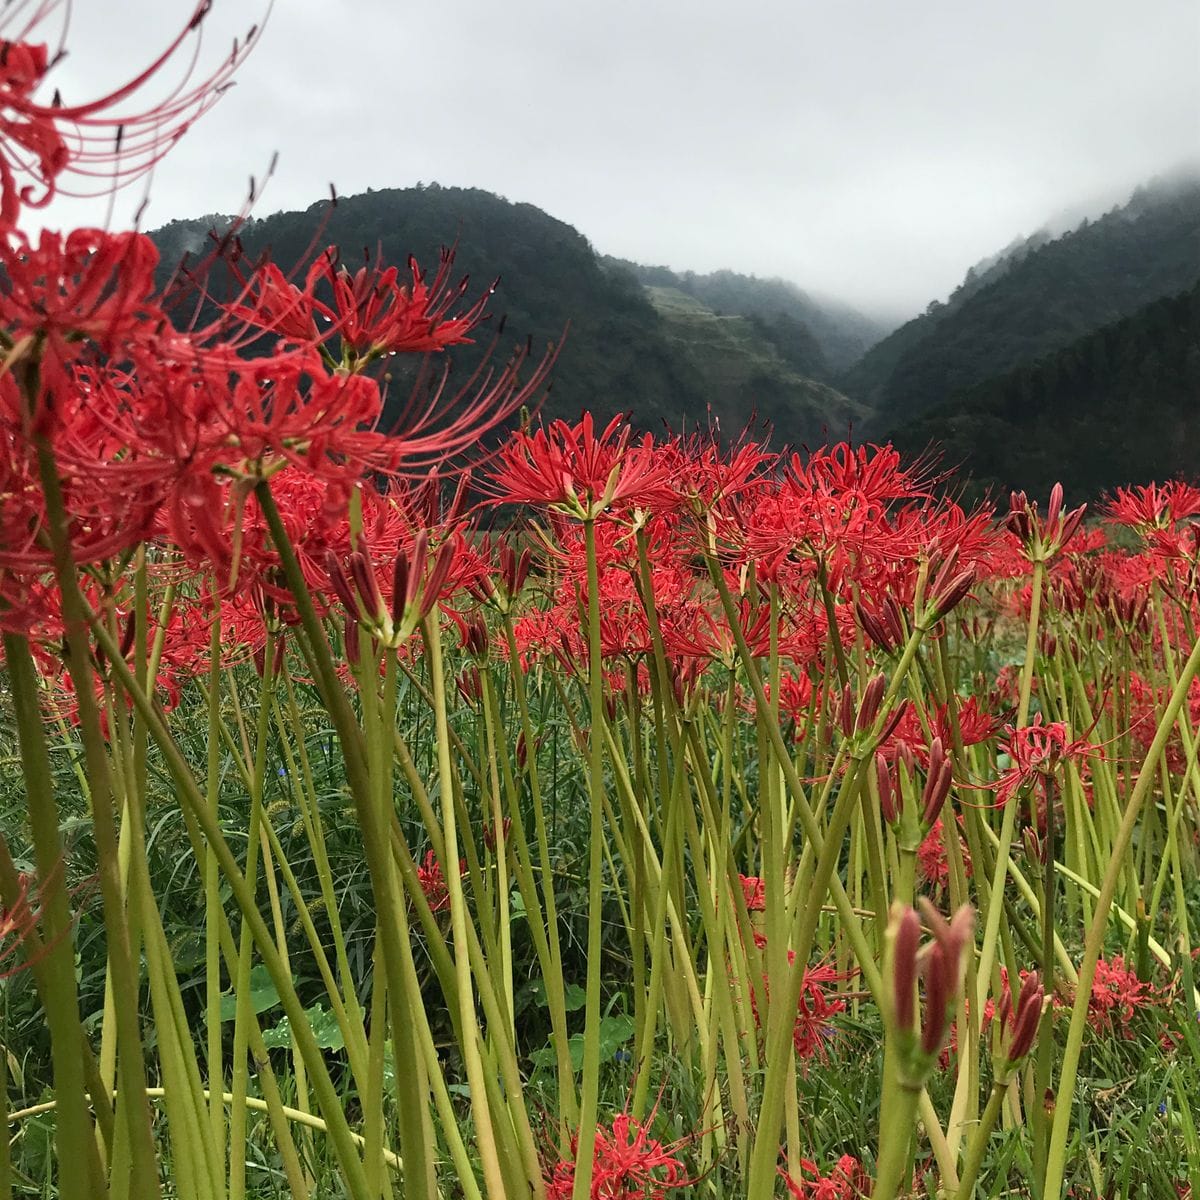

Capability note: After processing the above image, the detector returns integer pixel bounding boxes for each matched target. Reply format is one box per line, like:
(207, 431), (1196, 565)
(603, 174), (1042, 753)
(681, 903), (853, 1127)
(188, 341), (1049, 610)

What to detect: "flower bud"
(1005, 972), (1046, 1065)
(855, 672), (886, 735)
(891, 905), (922, 1037)
(876, 751), (900, 826)
(920, 738), (954, 826)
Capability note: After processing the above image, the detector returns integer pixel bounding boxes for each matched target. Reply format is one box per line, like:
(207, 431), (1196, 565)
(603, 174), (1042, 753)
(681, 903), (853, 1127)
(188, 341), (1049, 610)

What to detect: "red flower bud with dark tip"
(483, 817), (511, 854)
(1005, 491), (1033, 544)
(1047, 483), (1063, 531)
(856, 600), (898, 652)
(891, 905), (922, 1036)
(349, 549), (386, 626)
(455, 667), (482, 707)
(1023, 827), (1046, 865)
(920, 738), (954, 827)
(876, 698), (911, 748)
(326, 553), (357, 613)
(921, 954), (951, 1057)
(460, 613), (489, 660)
(837, 681), (856, 739)
(858, 673), (886, 733)
(514, 730), (545, 771)
(884, 595), (907, 646)
(1005, 972), (1046, 1066)
(1004, 483), (1087, 563)
(876, 751), (899, 826)
(912, 900), (975, 1063)
(499, 542), (533, 598)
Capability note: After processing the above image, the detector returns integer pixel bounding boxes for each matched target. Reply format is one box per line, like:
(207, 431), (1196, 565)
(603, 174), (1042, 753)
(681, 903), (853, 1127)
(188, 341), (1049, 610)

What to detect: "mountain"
(887, 283), (1200, 500)
(605, 259), (891, 379)
(634, 284), (869, 441)
(151, 185), (861, 447)
(844, 175), (1200, 423)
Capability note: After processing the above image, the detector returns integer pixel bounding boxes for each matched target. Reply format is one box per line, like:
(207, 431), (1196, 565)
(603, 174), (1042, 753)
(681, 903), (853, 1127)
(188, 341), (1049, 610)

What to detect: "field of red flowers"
(1, 7), (1198, 1200)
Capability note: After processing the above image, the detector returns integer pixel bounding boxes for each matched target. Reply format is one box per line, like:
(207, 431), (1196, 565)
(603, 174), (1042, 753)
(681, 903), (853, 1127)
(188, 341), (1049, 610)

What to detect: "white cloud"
(27, 0), (1200, 316)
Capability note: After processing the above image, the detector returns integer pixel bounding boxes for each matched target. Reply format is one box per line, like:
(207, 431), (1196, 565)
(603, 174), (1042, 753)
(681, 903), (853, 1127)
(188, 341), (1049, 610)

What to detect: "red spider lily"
(0, 3), (263, 226)
(739, 874), (766, 912)
(1083, 955), (1158, 1036)
(779, 1154), (869, 1199)
(664, 431), (776, 513)
(763, 670), (815, 729)
(162, 463), (357, 598)
(916, 818), (973, 894)
(487, 412), (677, 519)
(0, 871), (48, 979)
(0, 228), (160, 351)
(882, 697), (1003, 766)
(415, 849), (465, 915)
(544, 1112), (693, 1200)
(225, 246), (492, 364)
(0, 38), (67, 226)
(29, 578), (228, 725)
(735, 449), (982, 604)
(747, 947), (848, 1064)
(1105, 481), (1200, 533)
(0, 369), (165, 619)
(992, 717), (1098, 810)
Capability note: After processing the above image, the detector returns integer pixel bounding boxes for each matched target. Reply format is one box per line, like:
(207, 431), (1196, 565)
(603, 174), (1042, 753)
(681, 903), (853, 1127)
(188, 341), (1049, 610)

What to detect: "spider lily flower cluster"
(1, 10), (1199, 1200)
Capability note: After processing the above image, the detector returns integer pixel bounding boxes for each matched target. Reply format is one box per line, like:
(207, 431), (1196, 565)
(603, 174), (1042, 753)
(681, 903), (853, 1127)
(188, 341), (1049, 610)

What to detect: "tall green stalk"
(571, 516), (608, 1200)
(1042, 629), (1200, 1198)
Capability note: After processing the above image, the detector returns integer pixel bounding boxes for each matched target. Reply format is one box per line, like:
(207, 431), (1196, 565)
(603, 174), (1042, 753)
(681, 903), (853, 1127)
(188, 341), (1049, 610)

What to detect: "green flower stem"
(704, 555), (882, 998)
(2, 634), (106, 1199)
(1016, 560), (1045, 729)
(423, 613), (508, 1200)
(749, 759), (867, 1199)
(274, 670), (369, 1045)
(229, 638), (275, 1200)
(0, 1028), (8, 1200)
(600, 719), (705, 1030)
(82, 593), (377, 1200)
(873, 1054), (920, 1200)
(678, 722), (756, 1152)
(1042, 629), (1200, 1199)
(974, 819), (1078, 984)
(203, 611), (226, 1173)
(34, 438), (160, 1199)
(478, 670), (514, 1038)
(919, 1091), (960, 1193)
(502, 615), (576, 1127)
(70, 664), (310, 1198)
(364, 955), (389, 1199)
(481, 662), (574, 1128)
(256, 482), (450, 1198)
(570, 516), (608, 1200)
(631, 734), (692, 1119)
(952, 1081), (1007, 1199)
(858, 769), (892, 951)
(1148, 590), (1200, 964)
(977, 558), (1045, 1010)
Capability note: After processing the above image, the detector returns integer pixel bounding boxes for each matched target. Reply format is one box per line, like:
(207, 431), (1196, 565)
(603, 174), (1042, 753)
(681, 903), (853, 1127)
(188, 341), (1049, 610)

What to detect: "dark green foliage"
(151, 185), (860, 447)
(888, 284), (1200, 499)
(846, 176), (1200, 422)
(606, 258), (890, 376)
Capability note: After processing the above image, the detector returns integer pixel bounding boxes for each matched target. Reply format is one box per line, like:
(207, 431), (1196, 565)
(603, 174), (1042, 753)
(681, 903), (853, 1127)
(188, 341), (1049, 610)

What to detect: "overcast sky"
(28, 0), (1200, 317)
